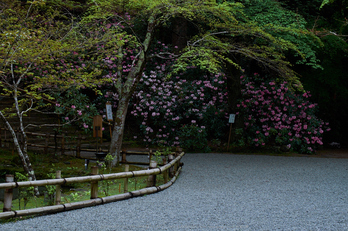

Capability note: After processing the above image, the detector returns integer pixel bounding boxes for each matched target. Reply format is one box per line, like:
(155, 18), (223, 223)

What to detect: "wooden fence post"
(54, 130), (58, 152)
(76, 133), (81, 158)
(4, 127), (8, 148)
(44, 133), (49, 155)
(55, 170), (61, 205)
(124, 165), (129, 193)
(3, 174), (14, 212)
(147, 160), (157, 187)
(0, 125), (2, 148)
(61, 132), (68, 156)
(90, 166), (99, 199)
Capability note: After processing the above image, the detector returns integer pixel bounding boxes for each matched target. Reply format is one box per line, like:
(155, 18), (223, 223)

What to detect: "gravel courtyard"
(1, 153), (348, 230)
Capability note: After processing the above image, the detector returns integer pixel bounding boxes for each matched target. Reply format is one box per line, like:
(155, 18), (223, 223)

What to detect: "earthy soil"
(71, 140), (348, 159)
(312, 148), (348, 158)
(121, 147), (348, 159)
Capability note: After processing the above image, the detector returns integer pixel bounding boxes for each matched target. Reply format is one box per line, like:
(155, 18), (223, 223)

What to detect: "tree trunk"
(109, 15), (157, 166)
(0, 88), (39, 195)
(226, 63), (243, 143)
(172, 17), (188, 53)
(0, 112), (39, 196)
(109, 96), (130, 166)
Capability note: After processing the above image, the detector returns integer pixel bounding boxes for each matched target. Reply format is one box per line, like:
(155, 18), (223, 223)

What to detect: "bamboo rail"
(0, 167), (182, 219)
(0, 151), (184, 219)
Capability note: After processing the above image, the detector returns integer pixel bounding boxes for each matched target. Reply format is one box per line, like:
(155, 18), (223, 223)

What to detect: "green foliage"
(320, 0), (337, 9)
(44, 173), (56, 205)
(87, 0), (308, 84)
(15, 172), (35, 210)
(152, 147), (171, 164)
(178, 124), (210, 152)
(0, 0), (120, 178)
(152, 150), (163, 164)
(202, 106), (229, 140)
(54, 88), (99, 133)
(104, 153), (114, 172)
(235, 0), (323, 69)
(97, 153), (116, 196)
(299, 34), (348, 143)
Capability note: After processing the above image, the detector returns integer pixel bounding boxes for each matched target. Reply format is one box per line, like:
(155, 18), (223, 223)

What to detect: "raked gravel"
(1, 153), (348, 231)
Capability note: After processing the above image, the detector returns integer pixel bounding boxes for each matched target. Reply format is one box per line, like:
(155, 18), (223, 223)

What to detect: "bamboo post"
(149, 149), (153, 163)
(3, 174), (14, 212)
(147, 160), (157, 187)
(124, 165), (129, 193)
(168, 154), (174, 178)
(76, 133), (81, 158)
(44, 133), (49, 154)
(122, 150), (127, 163)
(175, 147), (182, 172)
(90, 166), (99, 199)
(162, 157), (168, 183)
(55, 170), (61, 205)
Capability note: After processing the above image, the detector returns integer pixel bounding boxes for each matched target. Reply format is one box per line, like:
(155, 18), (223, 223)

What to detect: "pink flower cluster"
(236, 74), (329, 154)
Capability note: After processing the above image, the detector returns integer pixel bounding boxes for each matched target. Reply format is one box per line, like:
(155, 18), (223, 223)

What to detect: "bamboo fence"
(0, 126), (94, 157)
(0, 151), (185, 219)
(0, 126), (174, 164)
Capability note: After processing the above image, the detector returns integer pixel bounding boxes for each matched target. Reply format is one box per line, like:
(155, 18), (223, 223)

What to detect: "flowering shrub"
(54, 88), (99, 133)
(95, 41), (229, 150)
(129, 62), (229, 149)
(236, 73), (330, 154)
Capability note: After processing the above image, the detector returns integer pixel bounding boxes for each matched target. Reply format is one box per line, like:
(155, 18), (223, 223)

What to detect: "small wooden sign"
(229, 114), (236, 124)
(93, 115), (103, 138)
(106, 102), (113, 122)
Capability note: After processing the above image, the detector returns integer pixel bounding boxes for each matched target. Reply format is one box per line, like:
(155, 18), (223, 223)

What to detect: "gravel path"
(1, 153), (348, 230)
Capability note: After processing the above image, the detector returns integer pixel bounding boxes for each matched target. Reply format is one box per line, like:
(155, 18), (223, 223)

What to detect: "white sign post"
(106, 102), (113, 137)
(227, 114), (236, 151)
(106, 102), (113, 122)
(229, 114), (236, 124)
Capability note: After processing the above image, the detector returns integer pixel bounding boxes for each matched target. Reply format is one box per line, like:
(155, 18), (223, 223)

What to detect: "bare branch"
(24, 117), (79, 130)
(148, 52), (180, 60)
(189, 31), (229, 47)
(21, 99), (34, 116)
(132, 49), (143, 66)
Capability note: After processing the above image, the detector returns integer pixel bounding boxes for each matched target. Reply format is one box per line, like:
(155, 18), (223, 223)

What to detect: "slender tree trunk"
(109, 16), (157, 166)
(0, 112), (39, 195)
